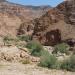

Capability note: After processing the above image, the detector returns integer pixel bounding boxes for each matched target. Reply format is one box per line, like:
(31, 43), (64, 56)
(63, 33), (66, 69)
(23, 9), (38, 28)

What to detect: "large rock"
(0, 46), (40, 62)
(17, 21), (34, 36)
(0, 46), (30, 61)
(0, 46), (21, 61)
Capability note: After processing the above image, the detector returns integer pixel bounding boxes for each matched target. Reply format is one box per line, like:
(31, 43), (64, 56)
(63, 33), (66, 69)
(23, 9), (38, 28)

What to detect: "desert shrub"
(18, 35), (32, 42)
(3, 36), (19, 45)
(53, 43), (69, 54)
(39, 51), (57, 69)
(16, 42), (26, 48)
(61, 55), (75, 72)
(20, 59), (30, 64)
(26, 41), (44, 57)
(3, 36), (14, 42)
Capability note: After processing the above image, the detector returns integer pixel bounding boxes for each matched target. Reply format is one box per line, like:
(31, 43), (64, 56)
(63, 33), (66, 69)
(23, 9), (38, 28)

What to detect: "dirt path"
(0, 62), (75, 75)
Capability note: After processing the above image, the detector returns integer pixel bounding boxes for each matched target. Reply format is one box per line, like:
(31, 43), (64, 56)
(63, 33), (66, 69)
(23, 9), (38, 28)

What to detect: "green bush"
(18, 35), (31, 42)
(53, 43), (69, 54)
(61, 55), (75, 72)
(26, 41), (44, 57)
(39, 51), (57, 69)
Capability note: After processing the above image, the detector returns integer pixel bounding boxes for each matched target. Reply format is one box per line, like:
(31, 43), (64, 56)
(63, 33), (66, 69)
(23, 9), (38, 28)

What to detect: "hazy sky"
(7, 0), (64, 7)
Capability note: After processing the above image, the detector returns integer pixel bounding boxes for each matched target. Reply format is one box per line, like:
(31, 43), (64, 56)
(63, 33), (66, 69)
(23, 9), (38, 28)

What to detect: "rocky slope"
(32, 8), (64, 45)
(0, 0), (75, 46)
(57, 0), (75, 24)
(0, 0), (50, 37)
(32, 0), (75, 46)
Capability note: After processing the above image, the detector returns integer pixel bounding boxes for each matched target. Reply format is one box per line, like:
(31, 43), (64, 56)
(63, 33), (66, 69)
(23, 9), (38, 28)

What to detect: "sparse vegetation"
(2, 36), (75, 72)
(3, 35), (27, 48)
(26, 41), (44, 57)
(3, 36), (75, 72)
(39, 51), (57, 69)
(3, 36), (20, 46)
(60, 55), (75, 72)
(39, 50), (75, 72)
(3, 36), (18, 45)
(20, 59), (30, 64)
(26, 41), (75, 72)
(52, 43), (69, 54)
(18, 35), (32, 42)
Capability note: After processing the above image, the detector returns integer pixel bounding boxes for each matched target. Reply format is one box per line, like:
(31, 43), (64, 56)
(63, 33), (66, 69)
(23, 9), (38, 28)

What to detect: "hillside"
(0, 0), (50, 36)
(32, 0), (75, 46)
(0, 0), (75, 75)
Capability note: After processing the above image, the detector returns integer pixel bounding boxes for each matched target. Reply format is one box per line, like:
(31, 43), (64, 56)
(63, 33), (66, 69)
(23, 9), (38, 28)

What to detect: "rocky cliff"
(0, 0), (50, 37)
(0, 0), (75, 46)
(32, 0), (75, 46)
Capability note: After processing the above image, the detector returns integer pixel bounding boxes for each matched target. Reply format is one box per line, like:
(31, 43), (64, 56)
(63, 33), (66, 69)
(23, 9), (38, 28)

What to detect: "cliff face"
(32, 8), (64, 45)
(57, 0), (75, 24)
(32, 1), (75, 46)
(0, 1), (50, 37)
(65, 0), (75, 24)
(0, 12), (22, 36)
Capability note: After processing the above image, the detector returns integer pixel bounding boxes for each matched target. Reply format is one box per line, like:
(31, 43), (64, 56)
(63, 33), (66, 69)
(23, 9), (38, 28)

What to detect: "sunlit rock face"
(32, 0), (75, 46)
(65, 0), (75, 24)
(0, 0), (50, 37)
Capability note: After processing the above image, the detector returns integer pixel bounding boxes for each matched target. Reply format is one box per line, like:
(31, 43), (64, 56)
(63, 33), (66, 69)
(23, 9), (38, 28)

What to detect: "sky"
(7, 0), (64, 7)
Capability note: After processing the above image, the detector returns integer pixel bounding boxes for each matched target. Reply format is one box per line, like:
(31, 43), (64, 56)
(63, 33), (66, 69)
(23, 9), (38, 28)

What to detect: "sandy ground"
(0, 62), (75, 75)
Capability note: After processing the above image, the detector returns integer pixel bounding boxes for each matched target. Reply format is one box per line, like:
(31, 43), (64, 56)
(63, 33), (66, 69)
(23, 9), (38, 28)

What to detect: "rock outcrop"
(17, 21), (34, 36)
(65, 0), (75, 24)
(32, 8), (64, 45)
(57, 0), (75, 24)
(0, 46), (40, 62)
(32, 0), (75, 46)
